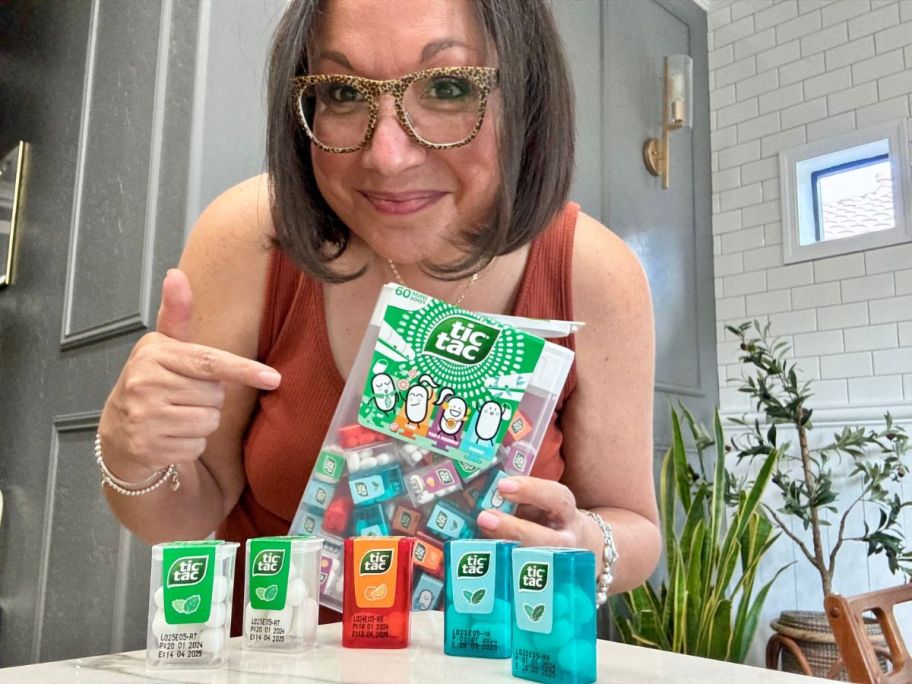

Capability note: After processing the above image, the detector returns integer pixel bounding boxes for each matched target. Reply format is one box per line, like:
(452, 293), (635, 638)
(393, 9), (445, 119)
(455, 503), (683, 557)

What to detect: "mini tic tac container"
(243, 535), (323, 651)
(444, 539), (518, 658)
(512, 547), (597, 684)
(146, 540), (238, 668)
(342, 536), (415, 648)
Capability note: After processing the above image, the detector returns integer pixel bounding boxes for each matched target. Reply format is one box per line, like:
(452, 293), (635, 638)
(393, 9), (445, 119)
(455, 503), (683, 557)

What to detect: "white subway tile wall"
(710, 0), (912, 405)
(709, 1), (912, 666)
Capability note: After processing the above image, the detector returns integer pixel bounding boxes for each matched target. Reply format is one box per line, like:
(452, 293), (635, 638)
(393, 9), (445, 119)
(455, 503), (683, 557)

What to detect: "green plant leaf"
(171, 598), (185, 614)
(463, 589), (473, 602)
(634, 609), (668, 650)
(523, 603), (535, 619)
(471, 589), (486, 604)
(255, 587), (268, 601)
(531, 604), (545, 621)
(671, 410), (692, 511)
(264, 584), (278, 602)
(611, 400), (790, 664)
(660, 444), (676, 575)
(706, 599), (732, 661)
(670, 544), (687, 653)
(732, 562), (793, 663)
(183, 594), (201, 614)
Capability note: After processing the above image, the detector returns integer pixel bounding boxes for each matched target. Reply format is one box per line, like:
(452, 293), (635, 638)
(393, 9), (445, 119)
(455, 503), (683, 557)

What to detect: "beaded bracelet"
(94, 432), (180, 496)
(580, 509), (619, 608)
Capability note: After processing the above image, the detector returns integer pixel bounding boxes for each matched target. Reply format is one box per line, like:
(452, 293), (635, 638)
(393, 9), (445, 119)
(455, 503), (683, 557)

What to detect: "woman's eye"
(325, 84), (363, 103)
(425, 77), (472, 100)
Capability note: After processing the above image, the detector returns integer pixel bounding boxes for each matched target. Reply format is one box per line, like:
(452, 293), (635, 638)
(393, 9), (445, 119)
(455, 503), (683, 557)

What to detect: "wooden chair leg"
(766, 633), (815, 677)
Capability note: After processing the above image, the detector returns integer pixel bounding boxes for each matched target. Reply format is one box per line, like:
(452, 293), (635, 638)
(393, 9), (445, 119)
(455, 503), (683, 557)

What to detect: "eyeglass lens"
(300, 74), (483, 149)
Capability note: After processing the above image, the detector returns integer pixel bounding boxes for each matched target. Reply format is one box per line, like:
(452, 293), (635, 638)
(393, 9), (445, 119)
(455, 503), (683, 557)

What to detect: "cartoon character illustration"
(370, 372), (397, 413)
(414, 588), (434, 611)
(435, 388), (469, 436)
(475, 400), (511, 444)
(404, 374), (438, 428)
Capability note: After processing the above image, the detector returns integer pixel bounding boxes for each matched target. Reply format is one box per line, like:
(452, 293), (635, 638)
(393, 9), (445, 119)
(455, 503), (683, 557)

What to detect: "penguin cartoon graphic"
(475, 400), (510, 444)
(414, 588), (435, 611)
(370, 373), (397, 414)
(404, 374), (437, 428)
(435, 388), (469, 437)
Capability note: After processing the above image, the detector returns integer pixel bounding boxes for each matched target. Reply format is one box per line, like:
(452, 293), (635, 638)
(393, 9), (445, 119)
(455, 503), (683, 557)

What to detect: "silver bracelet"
(94, 432), (180, 496)
(580, 509), (619, 608)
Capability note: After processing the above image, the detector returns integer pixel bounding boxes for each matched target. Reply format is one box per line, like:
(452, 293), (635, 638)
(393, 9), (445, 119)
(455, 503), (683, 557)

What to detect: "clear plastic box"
(290, 285), (576, 612)
(243, 535), (323, 651)
(146, 540), (238, 668)
(511, 547), (597, 683)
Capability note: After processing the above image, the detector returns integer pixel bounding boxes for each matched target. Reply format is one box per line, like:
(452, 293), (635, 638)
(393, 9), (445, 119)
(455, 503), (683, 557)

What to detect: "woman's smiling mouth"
(361, 190), (446, 215)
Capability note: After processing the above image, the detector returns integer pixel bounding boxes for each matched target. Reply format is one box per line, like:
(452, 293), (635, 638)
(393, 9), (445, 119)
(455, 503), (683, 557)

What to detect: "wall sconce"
(643, 55), (693, 190)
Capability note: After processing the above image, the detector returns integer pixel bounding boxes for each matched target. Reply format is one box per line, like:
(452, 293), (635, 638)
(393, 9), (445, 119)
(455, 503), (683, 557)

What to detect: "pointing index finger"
(160, 341), (281, 390)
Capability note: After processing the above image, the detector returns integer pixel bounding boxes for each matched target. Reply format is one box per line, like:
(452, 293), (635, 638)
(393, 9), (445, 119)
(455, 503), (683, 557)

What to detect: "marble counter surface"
(3, 612), (828, 682)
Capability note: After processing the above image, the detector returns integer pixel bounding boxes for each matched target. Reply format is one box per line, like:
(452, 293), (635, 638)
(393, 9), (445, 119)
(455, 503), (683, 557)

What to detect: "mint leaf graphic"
(182, 594), (201, 614)
(471, 589), (486, 604)
(264, 584), (278, 602)
(171, 598), (186, 614)
(523, 603), (534, 619)
(463, 589), (473, 602)
(531, 604), (545, 621)
(255, 587), (268, 601)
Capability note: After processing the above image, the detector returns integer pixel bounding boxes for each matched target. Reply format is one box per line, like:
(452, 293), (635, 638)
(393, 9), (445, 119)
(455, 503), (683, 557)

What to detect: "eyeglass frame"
(291, 66), (499, 154)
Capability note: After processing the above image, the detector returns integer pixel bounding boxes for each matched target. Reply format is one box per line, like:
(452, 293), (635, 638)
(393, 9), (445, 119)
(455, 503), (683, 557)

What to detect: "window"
(779, 119), (912, 264)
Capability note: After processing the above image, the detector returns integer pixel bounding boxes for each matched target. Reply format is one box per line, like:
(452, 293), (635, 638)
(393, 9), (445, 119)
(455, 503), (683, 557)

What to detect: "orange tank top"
(219, 202), (579, 632)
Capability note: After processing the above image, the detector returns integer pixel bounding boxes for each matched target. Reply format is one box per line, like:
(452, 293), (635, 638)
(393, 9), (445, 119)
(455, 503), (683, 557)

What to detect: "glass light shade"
(666, 54), (693, 129)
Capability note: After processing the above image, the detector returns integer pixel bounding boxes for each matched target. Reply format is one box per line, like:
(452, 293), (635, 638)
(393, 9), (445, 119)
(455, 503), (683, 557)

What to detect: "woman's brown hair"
(266, 0), (575, 282)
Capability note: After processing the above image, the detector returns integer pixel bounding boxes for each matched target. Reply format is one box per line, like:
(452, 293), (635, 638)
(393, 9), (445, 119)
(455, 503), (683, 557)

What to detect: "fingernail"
(477, 510), (500, 530)
(497, 477), (519, 494)
(256, 369), (282, 389)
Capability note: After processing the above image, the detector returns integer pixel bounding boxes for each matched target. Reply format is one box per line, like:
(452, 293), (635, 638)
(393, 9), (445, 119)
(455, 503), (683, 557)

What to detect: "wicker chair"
(825, 584), (912, 683)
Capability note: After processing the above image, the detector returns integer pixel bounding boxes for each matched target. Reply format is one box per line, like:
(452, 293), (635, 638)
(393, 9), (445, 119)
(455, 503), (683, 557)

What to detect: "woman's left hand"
(475, 475), (593, 550)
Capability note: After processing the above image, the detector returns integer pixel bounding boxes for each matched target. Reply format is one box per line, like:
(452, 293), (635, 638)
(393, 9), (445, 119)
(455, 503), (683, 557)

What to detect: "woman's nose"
(359, 97), (426, 175)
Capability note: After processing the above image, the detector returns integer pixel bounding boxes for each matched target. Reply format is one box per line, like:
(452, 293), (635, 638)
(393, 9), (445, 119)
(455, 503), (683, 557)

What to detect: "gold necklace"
(386, 259), (490, 308)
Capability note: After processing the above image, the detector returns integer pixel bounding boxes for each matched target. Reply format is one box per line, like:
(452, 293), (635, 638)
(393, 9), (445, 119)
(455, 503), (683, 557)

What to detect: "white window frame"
(779, 118), (912, 264)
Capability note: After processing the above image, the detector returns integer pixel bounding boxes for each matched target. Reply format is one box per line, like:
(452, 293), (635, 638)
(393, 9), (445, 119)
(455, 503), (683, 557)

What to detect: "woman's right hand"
(99, 269), (281, 479)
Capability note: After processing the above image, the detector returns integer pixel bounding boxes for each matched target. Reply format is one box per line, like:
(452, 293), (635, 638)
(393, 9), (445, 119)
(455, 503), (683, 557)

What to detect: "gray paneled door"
(551, 0), (716, 634)
(0, 0), (283, 666)
(552, 0), (717, 447)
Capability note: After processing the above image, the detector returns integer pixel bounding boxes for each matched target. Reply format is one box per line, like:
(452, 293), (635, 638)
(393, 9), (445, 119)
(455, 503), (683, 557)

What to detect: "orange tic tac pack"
(342, 536), (415, 648)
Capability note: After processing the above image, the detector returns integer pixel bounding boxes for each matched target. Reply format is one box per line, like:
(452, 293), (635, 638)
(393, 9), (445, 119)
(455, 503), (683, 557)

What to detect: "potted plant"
(610, 405), (786, 663)
(726, 321), (910, 678)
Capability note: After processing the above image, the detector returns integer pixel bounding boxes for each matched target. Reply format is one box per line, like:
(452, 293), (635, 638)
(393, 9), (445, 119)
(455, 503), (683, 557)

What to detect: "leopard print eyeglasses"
(291, 66), (499, 153)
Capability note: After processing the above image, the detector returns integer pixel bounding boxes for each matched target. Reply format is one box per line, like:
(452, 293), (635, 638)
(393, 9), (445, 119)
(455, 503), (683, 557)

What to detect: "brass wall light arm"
(644, 56), (692, 190)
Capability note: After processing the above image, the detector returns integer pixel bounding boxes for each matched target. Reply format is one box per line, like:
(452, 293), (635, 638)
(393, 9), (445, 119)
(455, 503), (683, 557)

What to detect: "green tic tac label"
(358, 286), (545, 469)
(424, 315), (499, 365)
(315, 450), (345, 483)
(451, 542), (495, 615)
(360, 549), (393, 574)
(249, 538), (291, 610)
(514, 549), (553, 634)
(162, 542), (216, 624)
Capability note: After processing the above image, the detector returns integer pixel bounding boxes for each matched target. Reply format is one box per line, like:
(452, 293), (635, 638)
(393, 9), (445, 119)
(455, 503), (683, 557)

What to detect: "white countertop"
(3, 612), (829, 682)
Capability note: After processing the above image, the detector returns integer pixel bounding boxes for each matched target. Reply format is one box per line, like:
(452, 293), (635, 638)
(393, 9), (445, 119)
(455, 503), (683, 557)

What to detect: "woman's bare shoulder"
(571, 210), (652, 328)
(179, 174), (275, 357)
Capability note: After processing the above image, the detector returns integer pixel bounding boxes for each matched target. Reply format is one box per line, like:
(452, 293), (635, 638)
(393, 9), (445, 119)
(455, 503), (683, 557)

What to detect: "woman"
(98, 0), (660, 631)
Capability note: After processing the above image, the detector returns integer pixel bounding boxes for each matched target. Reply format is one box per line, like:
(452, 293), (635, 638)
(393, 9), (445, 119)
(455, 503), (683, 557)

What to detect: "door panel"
(554, 0), (716, 438)
(552, 0), (715, 635)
